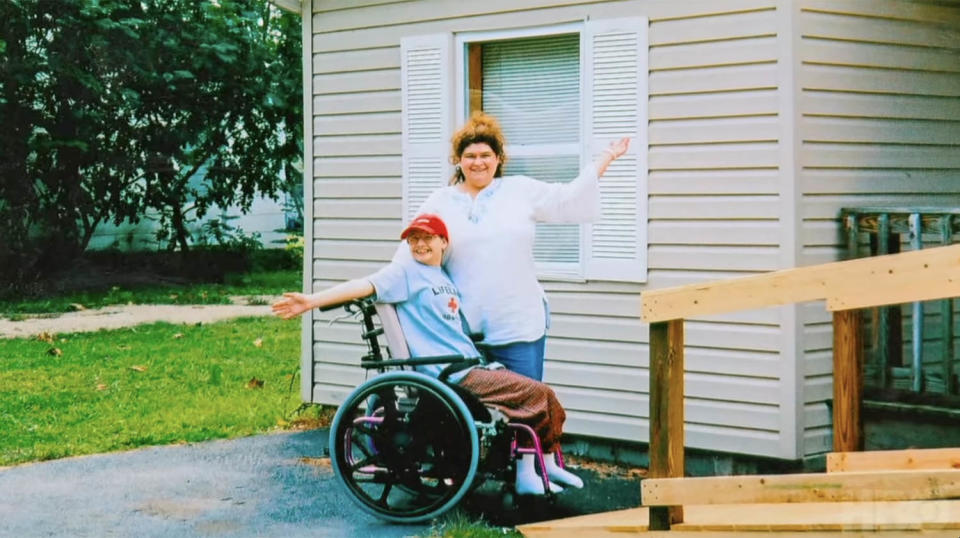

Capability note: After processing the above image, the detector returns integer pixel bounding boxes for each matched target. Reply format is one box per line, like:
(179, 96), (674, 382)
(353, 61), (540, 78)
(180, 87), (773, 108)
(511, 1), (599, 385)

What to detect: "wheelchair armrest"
(360, 355), (479, 370)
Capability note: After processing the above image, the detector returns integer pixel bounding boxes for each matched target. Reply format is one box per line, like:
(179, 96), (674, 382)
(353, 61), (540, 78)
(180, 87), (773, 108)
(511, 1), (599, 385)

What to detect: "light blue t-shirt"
(367, 259), (480, 383)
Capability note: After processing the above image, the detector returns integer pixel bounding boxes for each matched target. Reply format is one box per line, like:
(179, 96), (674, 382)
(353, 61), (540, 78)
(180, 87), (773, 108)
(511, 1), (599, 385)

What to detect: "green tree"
(0, 0), (301, 283)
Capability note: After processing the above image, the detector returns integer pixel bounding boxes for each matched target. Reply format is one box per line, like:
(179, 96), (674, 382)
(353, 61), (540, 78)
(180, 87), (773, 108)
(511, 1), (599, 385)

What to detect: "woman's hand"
(603, 137), (630, 160)
(596, 137), (631, 177)
(272, 292), (313, 320)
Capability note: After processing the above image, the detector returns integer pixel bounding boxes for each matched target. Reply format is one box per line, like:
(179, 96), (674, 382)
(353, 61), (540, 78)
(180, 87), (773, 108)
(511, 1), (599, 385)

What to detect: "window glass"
(478, 33), (581, 267)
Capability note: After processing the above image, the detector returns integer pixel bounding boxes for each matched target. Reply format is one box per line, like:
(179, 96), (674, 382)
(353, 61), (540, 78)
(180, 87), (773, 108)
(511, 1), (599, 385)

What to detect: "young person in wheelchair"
(272, 214), (583, 504)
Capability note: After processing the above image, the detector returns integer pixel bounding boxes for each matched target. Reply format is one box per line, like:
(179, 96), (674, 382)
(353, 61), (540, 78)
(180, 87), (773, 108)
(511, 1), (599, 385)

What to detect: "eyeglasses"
(406, 233), (438, 244)
(460, 152), (497, 161)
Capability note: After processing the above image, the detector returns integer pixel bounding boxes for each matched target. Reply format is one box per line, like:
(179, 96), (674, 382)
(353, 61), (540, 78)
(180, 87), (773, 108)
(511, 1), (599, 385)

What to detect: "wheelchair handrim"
(329, 371), (480, 523)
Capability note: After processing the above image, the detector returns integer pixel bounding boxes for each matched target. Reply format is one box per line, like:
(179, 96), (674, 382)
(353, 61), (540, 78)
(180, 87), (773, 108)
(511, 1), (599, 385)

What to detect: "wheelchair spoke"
(349, 427), (381, 458)
(353, 473), (390, 484)
(352, 423), (379, 437)
(376, 483), (393, 507)
(373, 388), (399, 422)
(349, 454), (380, 472)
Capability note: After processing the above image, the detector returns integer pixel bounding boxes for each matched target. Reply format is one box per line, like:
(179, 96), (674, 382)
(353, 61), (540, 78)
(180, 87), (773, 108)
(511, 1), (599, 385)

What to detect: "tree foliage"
(0, 0), (302, 282)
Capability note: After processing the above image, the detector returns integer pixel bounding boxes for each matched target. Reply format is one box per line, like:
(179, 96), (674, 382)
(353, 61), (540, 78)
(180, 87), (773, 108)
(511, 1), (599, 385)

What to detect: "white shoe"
(515, 474), (563, 495)
(515, 454), (563, 495)
(544, 453), (584, 489)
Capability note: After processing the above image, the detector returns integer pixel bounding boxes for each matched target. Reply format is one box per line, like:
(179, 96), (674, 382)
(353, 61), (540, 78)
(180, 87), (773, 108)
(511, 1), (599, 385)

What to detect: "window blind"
(481, 34), (581, 265)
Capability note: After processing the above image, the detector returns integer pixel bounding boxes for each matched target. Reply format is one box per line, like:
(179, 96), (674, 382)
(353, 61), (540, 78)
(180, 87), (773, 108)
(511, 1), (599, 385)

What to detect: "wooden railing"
(640, 243), (960, 530)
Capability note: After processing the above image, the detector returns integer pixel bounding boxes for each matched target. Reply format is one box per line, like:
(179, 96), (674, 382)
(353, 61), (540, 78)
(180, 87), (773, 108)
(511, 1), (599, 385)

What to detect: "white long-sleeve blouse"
(398, 164), (600, 345)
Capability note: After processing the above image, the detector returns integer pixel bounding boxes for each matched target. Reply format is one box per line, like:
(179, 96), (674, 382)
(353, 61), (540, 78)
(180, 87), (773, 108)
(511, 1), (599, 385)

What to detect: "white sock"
(544, 453), (584, 489)
(515, 454), (563, 495)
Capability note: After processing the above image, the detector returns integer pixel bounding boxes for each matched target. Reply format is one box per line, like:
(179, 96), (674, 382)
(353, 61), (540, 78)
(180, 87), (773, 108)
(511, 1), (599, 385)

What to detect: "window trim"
(455, 23), (589, 279)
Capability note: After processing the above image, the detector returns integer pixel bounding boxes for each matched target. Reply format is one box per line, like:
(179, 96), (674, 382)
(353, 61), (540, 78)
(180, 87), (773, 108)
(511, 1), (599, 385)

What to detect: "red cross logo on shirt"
(447, 296), (458, 313)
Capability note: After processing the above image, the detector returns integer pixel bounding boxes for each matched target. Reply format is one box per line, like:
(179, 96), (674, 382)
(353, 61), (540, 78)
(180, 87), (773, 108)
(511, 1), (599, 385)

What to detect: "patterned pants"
(458, 368), (565, 452)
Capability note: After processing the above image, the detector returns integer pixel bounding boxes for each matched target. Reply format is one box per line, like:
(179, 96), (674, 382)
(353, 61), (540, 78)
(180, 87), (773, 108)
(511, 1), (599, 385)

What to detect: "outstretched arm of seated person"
(272, 278), (375, 319)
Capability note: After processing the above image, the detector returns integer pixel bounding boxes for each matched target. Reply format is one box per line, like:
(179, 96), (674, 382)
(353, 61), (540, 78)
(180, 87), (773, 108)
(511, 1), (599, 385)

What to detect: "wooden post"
(648, 319), (685, 529)
(833, 309), (864, 452)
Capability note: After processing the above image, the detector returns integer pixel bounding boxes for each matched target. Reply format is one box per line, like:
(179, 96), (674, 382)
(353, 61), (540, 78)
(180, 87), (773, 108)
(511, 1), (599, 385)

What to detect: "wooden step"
(827, 448), (960, 473)
(642, 469), (960, 506)
(673, 500), (960, 532)
(518, 501), (960, 536)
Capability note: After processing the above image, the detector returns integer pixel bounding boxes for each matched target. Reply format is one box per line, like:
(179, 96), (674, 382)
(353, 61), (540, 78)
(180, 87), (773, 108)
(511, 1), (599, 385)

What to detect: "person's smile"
(406, 232), (445, 265)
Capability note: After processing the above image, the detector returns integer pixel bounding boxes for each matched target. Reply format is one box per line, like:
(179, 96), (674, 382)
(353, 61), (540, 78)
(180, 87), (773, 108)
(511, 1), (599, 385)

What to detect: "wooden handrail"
(642, 243), (960, 323)
(641, 243), (960, 530)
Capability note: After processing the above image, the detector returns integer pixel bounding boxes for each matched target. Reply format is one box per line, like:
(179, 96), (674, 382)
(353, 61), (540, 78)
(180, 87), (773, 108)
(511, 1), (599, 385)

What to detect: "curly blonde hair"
(449, 112), (508, 185)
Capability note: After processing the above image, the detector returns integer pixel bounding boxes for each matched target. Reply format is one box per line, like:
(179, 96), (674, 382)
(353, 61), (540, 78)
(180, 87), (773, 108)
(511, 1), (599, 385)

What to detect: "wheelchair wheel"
(329, 371), (480, 523)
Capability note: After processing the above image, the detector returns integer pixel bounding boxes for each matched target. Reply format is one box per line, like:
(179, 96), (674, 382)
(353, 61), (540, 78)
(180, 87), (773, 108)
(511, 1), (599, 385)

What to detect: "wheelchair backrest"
(373, 303), (411, 359)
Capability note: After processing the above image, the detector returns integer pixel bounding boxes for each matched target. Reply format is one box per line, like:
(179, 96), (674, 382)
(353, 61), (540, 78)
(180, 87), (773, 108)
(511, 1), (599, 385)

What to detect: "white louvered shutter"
(481, 33), (582, 269)
(583, 18), (649, 283)
(401, 34), (454, 222)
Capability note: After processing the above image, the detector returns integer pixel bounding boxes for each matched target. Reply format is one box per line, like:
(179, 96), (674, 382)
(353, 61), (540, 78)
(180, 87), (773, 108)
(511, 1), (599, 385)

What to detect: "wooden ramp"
(520, 248), (960, 535)
(517, 448), (960, 536)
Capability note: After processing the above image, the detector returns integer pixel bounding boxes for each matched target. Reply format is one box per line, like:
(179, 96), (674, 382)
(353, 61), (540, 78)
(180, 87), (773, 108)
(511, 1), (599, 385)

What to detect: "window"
(400, 18), (648, 283)
(473, 33), (582, 272)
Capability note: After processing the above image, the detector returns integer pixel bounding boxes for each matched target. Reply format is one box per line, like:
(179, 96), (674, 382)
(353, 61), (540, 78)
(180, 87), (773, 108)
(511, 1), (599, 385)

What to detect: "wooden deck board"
(827, 448), (960, 473)
(517, 501), (960, 536)
(677, 500), (960, 531)
(642, 469), (960, 505)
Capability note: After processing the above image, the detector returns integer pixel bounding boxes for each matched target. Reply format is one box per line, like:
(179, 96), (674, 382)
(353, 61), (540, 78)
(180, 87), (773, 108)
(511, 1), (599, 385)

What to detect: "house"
(87, 196), (293, 251)
(279, 0), (960, 464)
(88, 161), (301, 251)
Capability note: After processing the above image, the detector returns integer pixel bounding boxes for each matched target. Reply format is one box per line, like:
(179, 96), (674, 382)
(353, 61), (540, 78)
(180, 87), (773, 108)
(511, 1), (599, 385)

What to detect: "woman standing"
(401, 113), (629, 380)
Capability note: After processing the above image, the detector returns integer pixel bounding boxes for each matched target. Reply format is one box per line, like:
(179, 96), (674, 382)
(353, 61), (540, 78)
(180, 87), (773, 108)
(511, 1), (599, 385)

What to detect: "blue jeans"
(484, 335), (546, 381)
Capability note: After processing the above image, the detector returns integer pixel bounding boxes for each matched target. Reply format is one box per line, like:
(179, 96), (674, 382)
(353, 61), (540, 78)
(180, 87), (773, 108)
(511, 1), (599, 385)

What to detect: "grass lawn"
(425, 511), (524, 538)
(0, 316), (314, 466)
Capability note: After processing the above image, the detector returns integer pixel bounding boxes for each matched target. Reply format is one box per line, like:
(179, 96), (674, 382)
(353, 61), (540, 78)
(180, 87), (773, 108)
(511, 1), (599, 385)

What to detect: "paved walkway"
(0, 429), (641, 537)
(0, 301), (275, 339)
(0, 430), (428, 538)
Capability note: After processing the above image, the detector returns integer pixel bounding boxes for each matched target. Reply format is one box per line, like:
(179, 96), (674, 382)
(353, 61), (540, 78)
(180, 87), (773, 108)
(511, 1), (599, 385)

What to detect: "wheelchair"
(325, 298), (566, 523)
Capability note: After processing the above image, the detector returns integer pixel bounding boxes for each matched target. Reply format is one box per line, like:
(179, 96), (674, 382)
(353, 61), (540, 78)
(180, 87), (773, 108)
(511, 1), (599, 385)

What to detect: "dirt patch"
(298, 457), (331, 469)
(564, 455), (647, 480)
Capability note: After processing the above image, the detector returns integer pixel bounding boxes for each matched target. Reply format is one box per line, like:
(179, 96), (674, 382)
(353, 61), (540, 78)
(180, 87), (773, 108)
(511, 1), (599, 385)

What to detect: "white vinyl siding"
(797, 0), (960, 455)
(643, 2), (785, 458)
(308, 0), (802, 461)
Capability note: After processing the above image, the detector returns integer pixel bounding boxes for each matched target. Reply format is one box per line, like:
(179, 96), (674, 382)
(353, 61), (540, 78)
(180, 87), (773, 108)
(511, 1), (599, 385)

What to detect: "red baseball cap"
(400, 213), (448, 241)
